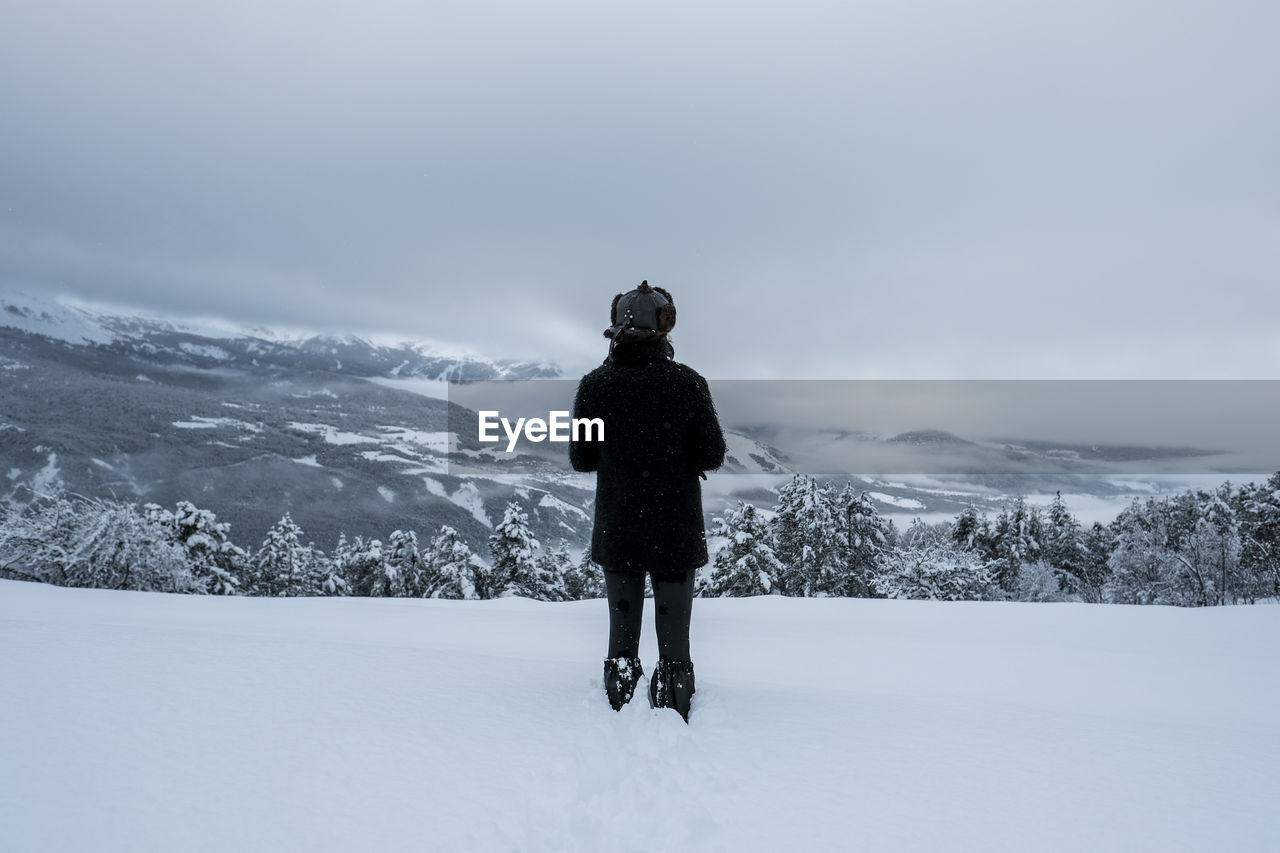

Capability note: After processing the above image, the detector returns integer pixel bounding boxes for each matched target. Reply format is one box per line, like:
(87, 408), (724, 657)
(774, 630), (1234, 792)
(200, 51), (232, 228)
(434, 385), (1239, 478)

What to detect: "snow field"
(1, 580), (1276, 852)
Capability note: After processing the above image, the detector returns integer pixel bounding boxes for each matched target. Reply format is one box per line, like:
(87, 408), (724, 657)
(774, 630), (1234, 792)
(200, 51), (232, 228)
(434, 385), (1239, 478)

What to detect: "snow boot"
(648, 658), (695, 722)
(603, 656), (644, 711)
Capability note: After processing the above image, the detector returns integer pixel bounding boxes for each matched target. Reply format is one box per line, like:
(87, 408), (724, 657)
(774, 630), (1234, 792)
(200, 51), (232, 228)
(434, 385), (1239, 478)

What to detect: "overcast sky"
(2, 0), (1276, 379)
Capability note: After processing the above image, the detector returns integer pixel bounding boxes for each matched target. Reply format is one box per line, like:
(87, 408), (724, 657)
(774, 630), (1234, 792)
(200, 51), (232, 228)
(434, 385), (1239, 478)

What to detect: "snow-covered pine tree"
(835, 485), (892, 598)
(882, 516), (900, 551)
(386, 529), (429, 597)
(769, 474), (806, 583)
(313, 546), (348, 596)
(989, 497), (1041, 595)
(951, 503), (986, 552)
(329, 533), (357, 593)
(249, 513), (322, 596)
(987, 505), (1012, 588)
(423, 525), (482, 599)
(1041, 491), (1086, 597)
(143, 500), (246, 595)
(562, 549), (605, 600)
(1078, 521), (1114, 603)
(874, 519), (999, 601)
(1028, 500), (1046, 564)
(702, 500), (783, 597)
(487, 502), (543, 599)
(770, 474), (846, 596)
(470, 551), (501, 601)
(531, 543), (572, 602)
(337, 535), (390, 597)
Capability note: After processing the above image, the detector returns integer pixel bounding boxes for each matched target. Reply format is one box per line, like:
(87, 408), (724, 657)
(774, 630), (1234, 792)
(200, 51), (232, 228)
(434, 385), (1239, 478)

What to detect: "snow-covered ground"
(2, 580), (1276, 852)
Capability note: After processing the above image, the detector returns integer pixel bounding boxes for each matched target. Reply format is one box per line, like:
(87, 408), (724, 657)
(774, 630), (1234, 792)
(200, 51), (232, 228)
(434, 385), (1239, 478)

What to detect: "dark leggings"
(604, 570), (695, 662)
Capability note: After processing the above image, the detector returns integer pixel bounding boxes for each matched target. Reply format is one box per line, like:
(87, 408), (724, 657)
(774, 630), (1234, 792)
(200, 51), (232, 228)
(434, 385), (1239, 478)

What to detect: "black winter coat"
(568, 335), (727, 580)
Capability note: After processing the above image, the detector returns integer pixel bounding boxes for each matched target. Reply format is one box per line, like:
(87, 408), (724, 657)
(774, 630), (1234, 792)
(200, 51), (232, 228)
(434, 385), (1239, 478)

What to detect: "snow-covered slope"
(0, 287), (118, 345)
(0, 285), (561, 381)
(1, 580), (1274, 852)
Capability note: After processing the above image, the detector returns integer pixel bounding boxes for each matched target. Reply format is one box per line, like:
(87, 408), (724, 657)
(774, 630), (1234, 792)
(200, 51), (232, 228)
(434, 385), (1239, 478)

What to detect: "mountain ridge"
(1, 286), (562, 382)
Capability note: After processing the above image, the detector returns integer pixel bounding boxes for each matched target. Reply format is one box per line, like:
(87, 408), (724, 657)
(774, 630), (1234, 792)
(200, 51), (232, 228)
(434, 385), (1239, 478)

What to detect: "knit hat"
(603, 280), (677, 340)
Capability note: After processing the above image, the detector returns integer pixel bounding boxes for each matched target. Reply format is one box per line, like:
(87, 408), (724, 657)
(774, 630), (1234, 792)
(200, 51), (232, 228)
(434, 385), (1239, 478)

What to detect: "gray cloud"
(2, 0), (1277, 378)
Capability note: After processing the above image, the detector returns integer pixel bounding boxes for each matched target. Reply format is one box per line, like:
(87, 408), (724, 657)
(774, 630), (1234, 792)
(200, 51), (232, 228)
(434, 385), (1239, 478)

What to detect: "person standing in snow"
(569, 281), (727, 722)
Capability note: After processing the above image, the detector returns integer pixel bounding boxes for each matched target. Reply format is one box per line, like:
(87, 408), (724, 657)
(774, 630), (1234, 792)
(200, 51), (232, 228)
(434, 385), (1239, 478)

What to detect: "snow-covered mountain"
(1, 286), (561, 381)
(3, 579), (1274, 852)
(0, 287), (584, 555)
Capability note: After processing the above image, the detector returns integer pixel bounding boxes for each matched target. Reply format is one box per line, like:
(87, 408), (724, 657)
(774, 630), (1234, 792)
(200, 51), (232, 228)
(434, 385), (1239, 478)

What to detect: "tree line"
(2, 471), (1278, 606)
(701, 473), (1280, 605)
(0, 493), (600, 600)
